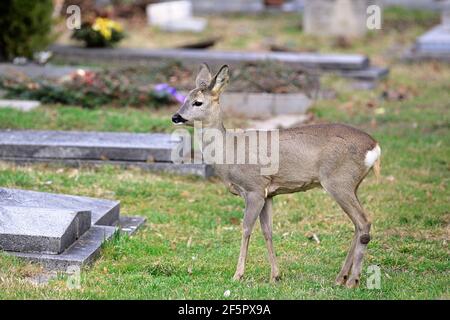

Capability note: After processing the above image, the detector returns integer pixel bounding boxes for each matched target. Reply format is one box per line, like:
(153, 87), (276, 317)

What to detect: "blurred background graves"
(408, 0), (450, 61)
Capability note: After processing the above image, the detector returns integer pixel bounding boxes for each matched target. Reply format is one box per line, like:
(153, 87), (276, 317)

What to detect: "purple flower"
(154, 83), (186, 103)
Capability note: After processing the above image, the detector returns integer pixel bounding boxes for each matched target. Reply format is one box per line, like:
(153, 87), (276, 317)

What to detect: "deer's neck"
(197, 102), (226, 162)
(203, 101), (226, 134)
(203, 121), (225, 133)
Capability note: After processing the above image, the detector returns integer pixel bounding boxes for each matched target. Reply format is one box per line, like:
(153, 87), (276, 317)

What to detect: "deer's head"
(172, 63), (229, 127)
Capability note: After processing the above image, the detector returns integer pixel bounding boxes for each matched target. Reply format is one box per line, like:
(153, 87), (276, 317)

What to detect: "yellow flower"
(92, 18), (123, 40)
(109, 20), (123, 32)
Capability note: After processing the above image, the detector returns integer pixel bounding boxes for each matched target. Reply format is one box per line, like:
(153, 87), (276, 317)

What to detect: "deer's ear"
(209, 65), (229, 96)
(196, 63), (212, 88)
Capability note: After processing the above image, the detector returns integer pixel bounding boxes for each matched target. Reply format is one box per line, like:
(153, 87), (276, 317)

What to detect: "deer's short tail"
(364, 144), (381, 183)
(373, 157), (381, 183)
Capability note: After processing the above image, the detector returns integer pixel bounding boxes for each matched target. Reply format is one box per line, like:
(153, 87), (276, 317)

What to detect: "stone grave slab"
(248, 114), (311, 130)
(0, 188), (119, 226)
(0, 188), (146, 270)
(337, 66), (389, 81)
(50, 45), (370, 71)
(11, 225), (117, 270)
(0, 100), (41, 111)
(118, 216), (146, 235)
(416, 24), (450, 54)
(0, 63), (82, 80)
(1, 157), (214, 178)
(0, 206), (91, 254)
(220, 93), (275, 118)
(0, 130), (179, 163)
(272, 93), (312, 116)
(191, 0), (264, 13)
(181, 92), (312, 119)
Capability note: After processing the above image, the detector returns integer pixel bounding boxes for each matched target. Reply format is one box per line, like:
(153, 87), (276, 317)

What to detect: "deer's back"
(280, 123), (377, 151)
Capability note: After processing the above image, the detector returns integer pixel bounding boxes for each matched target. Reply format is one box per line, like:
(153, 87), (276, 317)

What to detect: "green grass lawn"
(0, 7), (449, 299)
(0, 61), (448, 299)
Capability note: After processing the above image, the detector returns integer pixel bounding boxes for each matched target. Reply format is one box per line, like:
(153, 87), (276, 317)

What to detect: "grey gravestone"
(443, 2), (450, 26)
(191, 0), (264, 13)
(0, 206), (91, 254)
(0, 188), (119, 226)
(217, 92), (312, 119)
(0, 63), (82, 80)
(0, 188), (146, 270)
(11, 225), (117, 270)
(50, 45), (370, 71)
(0, 130), (179, 163)
(248, 114), (310, 130)
(1, 157), (214, 178)
(272, 93), (312, 116)
(118, 216), (146, 235)
(221, 93), (275, 118)
(0, 100), (41, 111)
(337, 66), (389, 81)
(303, 0), (380, 38)
(416, 25), (450, 54)
(409, 2), (450, 60)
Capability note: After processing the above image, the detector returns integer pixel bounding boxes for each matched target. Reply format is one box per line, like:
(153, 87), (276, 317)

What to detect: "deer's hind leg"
(321, 171), (372, 288)
(259, 197), (280, 282)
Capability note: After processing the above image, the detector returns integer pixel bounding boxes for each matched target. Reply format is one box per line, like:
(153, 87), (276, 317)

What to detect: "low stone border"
(221, 92), (312, 119)
(0, 63), (81, 79)
(2, 157), (214, 178)
(404, 49), (450, 62)
(10, 225), (117, 270)
(180, 91), (312, 119)
(0, 99), (41, 111)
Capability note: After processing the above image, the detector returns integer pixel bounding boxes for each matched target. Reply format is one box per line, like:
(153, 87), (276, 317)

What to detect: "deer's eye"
(193, 101), (203, 107)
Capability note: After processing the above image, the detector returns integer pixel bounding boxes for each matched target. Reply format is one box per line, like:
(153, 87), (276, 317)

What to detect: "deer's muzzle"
(172, 113), (188, 124)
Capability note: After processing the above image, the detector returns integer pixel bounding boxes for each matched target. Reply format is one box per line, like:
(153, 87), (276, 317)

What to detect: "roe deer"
(172, 64), (381, 288)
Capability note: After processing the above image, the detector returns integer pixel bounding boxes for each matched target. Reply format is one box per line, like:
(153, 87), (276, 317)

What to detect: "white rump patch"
(364, 144), (381, 168)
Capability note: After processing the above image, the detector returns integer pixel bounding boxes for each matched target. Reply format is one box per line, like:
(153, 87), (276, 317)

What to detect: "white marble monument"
(146, 0), (207, 32)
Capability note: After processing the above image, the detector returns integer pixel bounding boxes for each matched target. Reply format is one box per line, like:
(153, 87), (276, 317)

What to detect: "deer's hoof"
(335, 274), (348, 286)
(345, 277), (360, 289)
(270, 274), (281, 283)
(232, 273), (244, 281)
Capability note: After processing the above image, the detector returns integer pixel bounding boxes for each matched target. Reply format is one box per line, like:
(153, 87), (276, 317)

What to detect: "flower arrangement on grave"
(0, 70), (174, 109)
(72, 17), (125, 48)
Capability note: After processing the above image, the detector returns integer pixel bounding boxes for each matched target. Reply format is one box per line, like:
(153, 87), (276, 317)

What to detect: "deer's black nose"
(172, 113), (187, 124)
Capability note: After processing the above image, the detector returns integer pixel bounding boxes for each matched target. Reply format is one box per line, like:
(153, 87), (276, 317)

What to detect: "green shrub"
(0, 0), (53, 60)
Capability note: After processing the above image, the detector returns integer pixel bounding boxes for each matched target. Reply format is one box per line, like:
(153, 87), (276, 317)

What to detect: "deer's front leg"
(233, 192), (265, 281)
